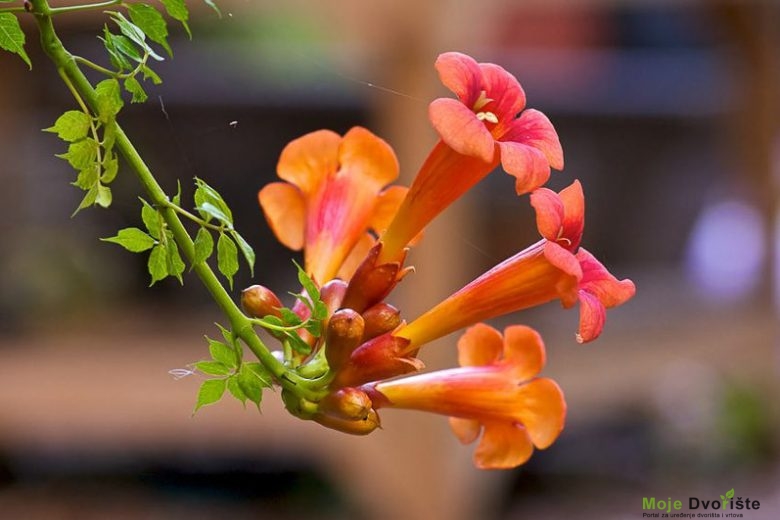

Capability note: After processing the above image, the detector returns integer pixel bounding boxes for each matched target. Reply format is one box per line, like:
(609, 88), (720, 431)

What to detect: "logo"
(642, 488), (761, 518)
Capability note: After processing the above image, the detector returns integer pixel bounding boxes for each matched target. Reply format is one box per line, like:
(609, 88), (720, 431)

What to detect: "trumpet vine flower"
(258, 127), (408, 283)
(379, 52), (564, 262)
(363, 324), (566, 469)
(395, 180), (635, 347)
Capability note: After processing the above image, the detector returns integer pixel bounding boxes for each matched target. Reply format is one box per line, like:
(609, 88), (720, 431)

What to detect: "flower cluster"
(251, 52), (635, 469)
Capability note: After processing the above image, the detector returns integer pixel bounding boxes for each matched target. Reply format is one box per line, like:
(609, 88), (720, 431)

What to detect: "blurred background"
(1, 0), (779, 518)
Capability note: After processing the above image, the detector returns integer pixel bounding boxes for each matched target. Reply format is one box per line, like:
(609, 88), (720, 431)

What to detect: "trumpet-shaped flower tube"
(379, 52), (563, 263)
(395, 180), (635, 347)
(258, 127), (407, 283)
(363, 324), (566, 469)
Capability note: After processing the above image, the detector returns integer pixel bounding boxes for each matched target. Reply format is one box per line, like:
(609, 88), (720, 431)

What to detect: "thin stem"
(49, 0), (122, 15)
(167, 203), (225, 232)
(28, 0), (326, 403)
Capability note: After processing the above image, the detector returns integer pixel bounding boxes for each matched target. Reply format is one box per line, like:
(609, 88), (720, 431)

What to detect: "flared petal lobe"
(431, 52), (563, 195)
(574, 248), (636, 343)
(259, 127), (402, 282)
(366, 324), (566, 470)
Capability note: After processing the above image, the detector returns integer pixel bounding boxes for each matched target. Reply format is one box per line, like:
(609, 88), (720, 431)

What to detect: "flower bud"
(313, 409), (381, 436)
(342, 243), (409, 312)
(320, 279), (348, 316)
(318, 387), (372, 421)
(241, 285), (282, 318)
(325, 309), (365, 371)
(331, 332), (423, 388)
(361, 302), (401, 341)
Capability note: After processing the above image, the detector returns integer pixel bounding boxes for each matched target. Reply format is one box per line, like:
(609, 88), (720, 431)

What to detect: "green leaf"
(172, 180), (182, 206)
(57, 138), (99, 171)
(295, 260), (321, 303)
(202, 0), (221, 17)
(73, 186), (98, 216)
(101, 28), (132, 72)
(215, 323), (240, 362)
(192, 227), (214, 266)
(194, 178), (233, 224)
(95, 79), (124, 123)
(128, 3), (172, 56)
(148, 243), (168, 285)
(140, 64), (162, 85)
(101, 155), (119, 184)
(195, 202), (232, 227)
(226, 375), (247, 405)
(73, 163), (100, 190)
(193, 378), (226, 413)
(112, 33), (144, 63)
(102, 227), (155, 252)
(285, 334), (312, 356)
(238, 363), (266, 409)
(165, 237), (185, 283)
(229, 231), (255, 276)
(96, 184), (112, 208)
(161, 0), (191, 38)
(124, 76), (148, 103)
(244, 362), (272, 386)
(44, 110), (91, 142)
(278, 308), (302, 327)
(0, 13), (31, 69)
(194, 360), (230, 376)
(108, 11), (164, 61)
(725, 489), (734, 499)
(141, 199), (162, 239)
(103, 122), (117, 153)
(208, 338), (237, 368)
(217, 232), (238, 289)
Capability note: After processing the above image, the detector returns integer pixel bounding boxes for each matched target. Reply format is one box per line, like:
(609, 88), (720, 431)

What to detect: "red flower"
(395, 180), (634, 347)
(377, 52), (563, 263)
(430, 52), (564, 193)
(363, 324), (566, 469)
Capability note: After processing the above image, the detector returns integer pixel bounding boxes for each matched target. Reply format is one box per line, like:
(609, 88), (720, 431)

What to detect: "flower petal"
(369, 185), (409, 235)
(514, 378), (566, 449)
(435, 52), (482, 106)
(530, 187), (565, 242)
(277, 129), (341, 195)
(339, 126), (399, 187)
(503, 109), (564, 170)
(258, 182), (305, 250)
(429, 98), (496, 163)
(337, 232), (376, 281)
(457, 323), (504, 367)
(577, 248), (636, 308)
(474, 420), (534, 469)
(497, 140), (551, 195)
(543, 241), (582, 280)
(449, 417), (482, 444)
(559, 180), (584, 249)
(479, 62), (526, 121)
(501, 325), (546, 381)
(576, 289), (606, 343)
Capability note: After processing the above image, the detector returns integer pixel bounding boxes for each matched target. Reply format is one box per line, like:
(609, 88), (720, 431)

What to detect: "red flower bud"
(331, 332), (423, 388)
(312, 408), (381, 436)
(342, 243), (409, 312)
(325, 309), (365, 371)
(361, 302), (401, 341)
(320, 279), (348, 316)
(241, 285), (282, 318)
(318, 387), (372, 421)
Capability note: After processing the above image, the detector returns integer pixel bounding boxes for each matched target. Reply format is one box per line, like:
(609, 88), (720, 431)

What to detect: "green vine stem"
(28, 0), (325, 402)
